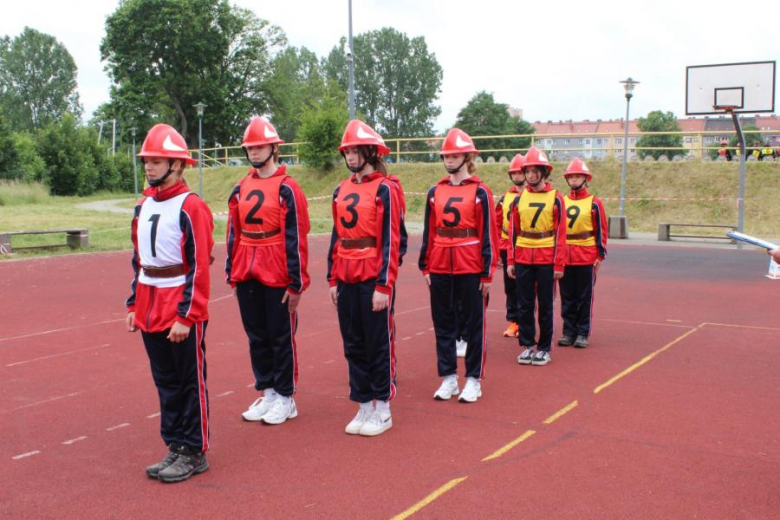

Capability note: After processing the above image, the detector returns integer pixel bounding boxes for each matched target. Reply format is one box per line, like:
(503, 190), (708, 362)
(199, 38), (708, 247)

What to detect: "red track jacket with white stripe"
(126, 181), (214, 332)
(327, 171), (402, 294)
(225, 166), (311, 293)
(418, 176), (498, 283)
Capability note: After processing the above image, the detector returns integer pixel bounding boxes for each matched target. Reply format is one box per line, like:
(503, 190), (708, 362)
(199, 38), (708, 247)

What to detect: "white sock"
(376, 400), (390, 414)
(264, 388), (278, 401)
(359, 402), (373, 412)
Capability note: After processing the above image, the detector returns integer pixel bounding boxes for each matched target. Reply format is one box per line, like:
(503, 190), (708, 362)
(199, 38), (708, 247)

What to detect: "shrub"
(297, 97), (349, 171)
(36, 114), (99, 195)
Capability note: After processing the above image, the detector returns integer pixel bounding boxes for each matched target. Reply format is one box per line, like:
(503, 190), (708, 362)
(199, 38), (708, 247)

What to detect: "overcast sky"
(2, 0), (777, 132)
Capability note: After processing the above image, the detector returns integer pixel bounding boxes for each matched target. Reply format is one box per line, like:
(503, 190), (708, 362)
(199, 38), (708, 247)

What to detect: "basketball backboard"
(685, 61), (775, 115)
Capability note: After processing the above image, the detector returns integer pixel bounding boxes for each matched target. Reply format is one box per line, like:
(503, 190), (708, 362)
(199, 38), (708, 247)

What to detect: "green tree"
(297, 93), (350, 171)
(0, 113), (20, 179)
(101, 0), (286, 147)
(266, 46), (325, 142)
(12, 132), (45, 182)
(323, 28), (443, 138)
(37, 114), (99, 196)
(0, 27), (82, 131)
(635, 110), (684, 159)
(454, 91), (534, 158)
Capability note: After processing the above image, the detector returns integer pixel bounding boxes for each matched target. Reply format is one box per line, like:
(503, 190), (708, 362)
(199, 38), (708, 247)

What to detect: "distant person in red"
(717, 140), (732, 161)
(495, 153), (526, 339)
(419, 128), (498, 404)
(328, 120), (403, 437)
(507, 147), (566, 366)
(126, 124), (214, 483)
(226, 117), (310, 426)
(558, 158), (607, 349)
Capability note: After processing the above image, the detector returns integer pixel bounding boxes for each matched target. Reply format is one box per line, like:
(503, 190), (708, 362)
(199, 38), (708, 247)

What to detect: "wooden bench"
(657, 223), (736, 242)
(0, 229), (89, 254)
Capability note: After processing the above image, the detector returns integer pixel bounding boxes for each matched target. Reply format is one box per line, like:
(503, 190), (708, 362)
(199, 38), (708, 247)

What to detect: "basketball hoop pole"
(724, 107), (747, 247)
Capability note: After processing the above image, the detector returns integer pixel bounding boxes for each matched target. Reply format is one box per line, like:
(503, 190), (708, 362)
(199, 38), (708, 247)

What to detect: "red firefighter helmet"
(720, 139), (728, 146)
(242, 116), (284, 147)
(339, 119), (391, 156)
(564, 158), (593, 180)
(440, 128), (479, 155)
(522, 147), (553, 174)
(508, 153), (527, 173)
(137, 124), (197, 165)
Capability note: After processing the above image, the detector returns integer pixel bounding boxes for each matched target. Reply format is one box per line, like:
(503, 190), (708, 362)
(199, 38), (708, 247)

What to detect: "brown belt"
(567, 231), (594, 240)
(436, 228), (478, 238)
(518, 230), (555, 239)
(143, 264), (185, 278)
(242, 229), (281, 240)
(340, 237), (377, 249)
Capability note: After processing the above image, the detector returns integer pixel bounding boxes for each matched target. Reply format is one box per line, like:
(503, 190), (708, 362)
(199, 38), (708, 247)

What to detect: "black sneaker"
(531, 350), (551, 366)
(574, 336), (589, 348)
(158, 448), (209, 483)
(145, 447), (180, 479)
(557, 335), (575, 347)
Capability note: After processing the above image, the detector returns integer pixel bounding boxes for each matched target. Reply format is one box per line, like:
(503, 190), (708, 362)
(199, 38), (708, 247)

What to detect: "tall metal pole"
(112, 119), (117, 157)
(619, 96), (631, 217)
(731, 110), (747, 241)
(131, 127), (138, 199)
(198, 114), (204, 198)
(347, 0), (356, 120)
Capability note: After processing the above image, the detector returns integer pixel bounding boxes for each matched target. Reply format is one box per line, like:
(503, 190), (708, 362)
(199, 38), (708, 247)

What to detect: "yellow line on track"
(702, 322), (780, 332)
(481, 430), (537, 462)
(542, 400), (578, 425)
(389, 477), (468, 520)
(593, 325), (702, 394)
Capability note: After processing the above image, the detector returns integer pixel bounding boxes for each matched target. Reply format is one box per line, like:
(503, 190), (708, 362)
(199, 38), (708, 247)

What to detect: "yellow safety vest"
(563, 195), (596, 247)
(516, 190), (557, 248)
(500, 191), (521, 245)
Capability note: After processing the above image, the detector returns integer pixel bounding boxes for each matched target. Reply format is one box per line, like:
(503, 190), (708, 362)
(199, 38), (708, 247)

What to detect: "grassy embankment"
(2, 158), (779, 258)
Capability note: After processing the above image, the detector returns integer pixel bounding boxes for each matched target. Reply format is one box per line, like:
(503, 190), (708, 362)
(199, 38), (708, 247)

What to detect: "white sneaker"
(456, 339), (467, 358)
(458, 377), (482, 403)
(517, 347), (535, 365)
(433, 375), (460, 400)
(345, 407), (373, 435)
(359, 410), (393, 436)
(242, 396), (275, 421)
(260, 398), (298, 425)
(531, 350), (551, 366)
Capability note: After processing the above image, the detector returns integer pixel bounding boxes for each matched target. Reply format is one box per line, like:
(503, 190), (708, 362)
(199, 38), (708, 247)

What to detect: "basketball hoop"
(713, 105), (738, 113)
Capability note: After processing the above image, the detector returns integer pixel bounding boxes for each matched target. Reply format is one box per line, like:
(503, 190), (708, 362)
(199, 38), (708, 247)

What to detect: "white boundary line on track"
(6, 344), (111, 367)
(2, 392), (82, 414)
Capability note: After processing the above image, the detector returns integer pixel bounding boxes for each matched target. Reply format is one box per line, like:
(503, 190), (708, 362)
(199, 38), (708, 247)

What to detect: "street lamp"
(611, 77), (639, 239)
(194, 102), (207, 198)
(130, 127), (138, 199)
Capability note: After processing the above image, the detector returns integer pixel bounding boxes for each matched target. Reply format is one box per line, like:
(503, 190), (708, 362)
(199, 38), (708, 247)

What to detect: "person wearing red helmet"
(495, 153), (526, 339)
(507, 147), (566, 366)
(328, 119), (403, 437)
(226, 116), (311, 426)
(126, 124), (214, 483)
(419, 128), (498, 403)
(557, 158), (607, 349)
(718, 140), (732, 162)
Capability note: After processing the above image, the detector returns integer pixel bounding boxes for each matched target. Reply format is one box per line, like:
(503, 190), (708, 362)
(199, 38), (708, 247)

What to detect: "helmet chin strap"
(245, 146), (276, 169)
(343, 147), (377, 174)
(569, 181), (586, 191)
(148, 160), (174, 187)
(444, 155), (468, 174)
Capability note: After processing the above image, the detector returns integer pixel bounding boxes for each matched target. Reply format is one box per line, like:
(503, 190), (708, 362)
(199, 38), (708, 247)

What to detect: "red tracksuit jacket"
(327, 171), (402, 294)
(126, 181), (214, 332)
(225, 166), (311, 293)
(418, 176), (498, 283)
(494, 185), (524, 251)
(508, 182), (567, 273)
(563, 188), (608, 265)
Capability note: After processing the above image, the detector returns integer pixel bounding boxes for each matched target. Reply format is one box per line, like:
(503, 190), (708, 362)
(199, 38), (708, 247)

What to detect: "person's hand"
(554, 271), (564, 280)
(594, 258), (603, 271)
(126, 312), (137, 332)
(281, 290), (302, 314)
(496, 258), (503, 270)
(424, 274), (431, 286)
(769, 249), (780, 263)
(479, 282), (491, 297)
(507, 265), (515, 279)
(167, 321), (191, 343)
(372, 290), (389, 312)
(329, 286), (338, 308)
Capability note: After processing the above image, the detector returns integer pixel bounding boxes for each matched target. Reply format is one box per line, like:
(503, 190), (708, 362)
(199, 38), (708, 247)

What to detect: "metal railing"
(190, 129), (779, 166)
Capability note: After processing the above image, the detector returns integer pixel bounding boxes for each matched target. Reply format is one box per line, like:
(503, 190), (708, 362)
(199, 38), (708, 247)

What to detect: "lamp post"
(610, 77), (639, 239)
(194, 102), (207, 198)
(131, 127), (138, 199)
(347, 0), (356, 120)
